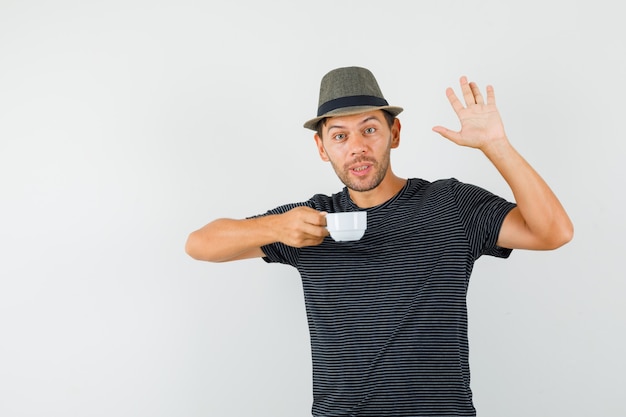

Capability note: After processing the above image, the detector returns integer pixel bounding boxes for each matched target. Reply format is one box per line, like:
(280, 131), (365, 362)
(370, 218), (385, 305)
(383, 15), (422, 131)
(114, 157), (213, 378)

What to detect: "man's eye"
(364, 127), (376, 134)
(333, 133), (346, 141)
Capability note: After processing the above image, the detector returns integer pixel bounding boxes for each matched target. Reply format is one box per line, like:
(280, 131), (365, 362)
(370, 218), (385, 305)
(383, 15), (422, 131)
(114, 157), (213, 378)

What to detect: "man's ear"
(314, 133), (330, 161)
(391, 118), (401, 149)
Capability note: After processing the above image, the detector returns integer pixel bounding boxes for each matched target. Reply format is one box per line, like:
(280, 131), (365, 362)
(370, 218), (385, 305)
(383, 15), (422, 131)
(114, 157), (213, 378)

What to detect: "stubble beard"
(330, 147), (392, 193)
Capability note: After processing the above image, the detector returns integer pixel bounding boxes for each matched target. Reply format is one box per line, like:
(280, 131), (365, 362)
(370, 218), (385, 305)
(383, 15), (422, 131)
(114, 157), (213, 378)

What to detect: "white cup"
(326, 211), (367, 242)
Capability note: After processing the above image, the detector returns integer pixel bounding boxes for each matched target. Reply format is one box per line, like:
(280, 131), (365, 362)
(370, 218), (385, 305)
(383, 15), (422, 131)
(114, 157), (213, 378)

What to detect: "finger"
(469, 81), (484, 105)
(304, 211), (328, 228)
(298, 208), (327, 226)
(304, 222), (330, 239)
(459, 76), (475, 106)
(316, 211), (328, 227)
(432, 126), (462, 143)
(486, 84), (496, 105)
(445, 87), (465, 114)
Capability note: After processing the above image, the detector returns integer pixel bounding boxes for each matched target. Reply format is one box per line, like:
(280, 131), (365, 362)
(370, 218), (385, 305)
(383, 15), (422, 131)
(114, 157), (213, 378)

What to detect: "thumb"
(432, 126), (461, 143)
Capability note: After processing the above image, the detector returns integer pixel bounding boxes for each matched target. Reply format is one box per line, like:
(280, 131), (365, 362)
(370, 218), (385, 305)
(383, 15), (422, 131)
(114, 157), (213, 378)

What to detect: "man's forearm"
(185, 206), (331, 262)
(482, 137), (574, 248)
(185, 216), (277, 262)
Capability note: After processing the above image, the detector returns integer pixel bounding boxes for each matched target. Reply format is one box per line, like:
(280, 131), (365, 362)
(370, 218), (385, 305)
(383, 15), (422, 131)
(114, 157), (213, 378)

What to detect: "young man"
(186, 67), (573, 416)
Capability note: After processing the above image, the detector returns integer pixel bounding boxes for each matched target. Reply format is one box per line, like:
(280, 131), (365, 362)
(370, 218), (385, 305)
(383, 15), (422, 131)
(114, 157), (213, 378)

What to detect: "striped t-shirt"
(259, 177), (516, 417)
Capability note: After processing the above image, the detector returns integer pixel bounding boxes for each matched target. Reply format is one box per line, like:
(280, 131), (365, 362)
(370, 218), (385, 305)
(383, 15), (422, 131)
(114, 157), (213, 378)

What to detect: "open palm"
(432, 76), (506, 150)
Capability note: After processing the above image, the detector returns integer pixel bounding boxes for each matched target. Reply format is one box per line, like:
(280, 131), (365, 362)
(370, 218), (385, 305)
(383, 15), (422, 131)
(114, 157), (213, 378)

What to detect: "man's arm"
(432, 76), (573, 250)
(481, 139), (572, 250)
(185, 206), (329, 262)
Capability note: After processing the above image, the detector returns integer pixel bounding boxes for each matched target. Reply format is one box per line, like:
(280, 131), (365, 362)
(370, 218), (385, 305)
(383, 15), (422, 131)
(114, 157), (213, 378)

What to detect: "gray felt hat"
(303, 66), (403, 131)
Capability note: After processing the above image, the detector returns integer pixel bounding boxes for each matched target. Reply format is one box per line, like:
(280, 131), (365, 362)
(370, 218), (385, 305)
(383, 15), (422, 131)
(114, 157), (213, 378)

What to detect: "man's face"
(314, 110), (400, 192)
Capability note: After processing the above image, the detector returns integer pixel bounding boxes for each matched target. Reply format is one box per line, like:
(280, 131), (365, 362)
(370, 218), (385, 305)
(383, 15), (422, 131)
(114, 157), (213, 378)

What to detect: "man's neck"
(349, 174), (407, 208)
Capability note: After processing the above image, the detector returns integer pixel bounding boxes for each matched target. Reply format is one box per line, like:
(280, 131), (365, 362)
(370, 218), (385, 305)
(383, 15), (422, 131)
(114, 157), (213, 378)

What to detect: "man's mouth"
(350, 163), (373, 176)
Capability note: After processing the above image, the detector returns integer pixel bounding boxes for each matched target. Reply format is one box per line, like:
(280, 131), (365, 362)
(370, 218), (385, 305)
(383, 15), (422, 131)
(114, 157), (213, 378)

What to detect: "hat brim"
(303, 105), (404, 131)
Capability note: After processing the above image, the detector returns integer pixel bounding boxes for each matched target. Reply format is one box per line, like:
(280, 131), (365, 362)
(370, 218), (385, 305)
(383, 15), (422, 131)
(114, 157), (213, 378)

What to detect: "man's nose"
(350, 135), (367, 155)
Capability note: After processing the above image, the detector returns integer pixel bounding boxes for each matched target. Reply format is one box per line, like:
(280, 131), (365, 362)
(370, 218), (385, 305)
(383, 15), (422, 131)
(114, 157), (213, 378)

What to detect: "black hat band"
(317, 95), (389, 117)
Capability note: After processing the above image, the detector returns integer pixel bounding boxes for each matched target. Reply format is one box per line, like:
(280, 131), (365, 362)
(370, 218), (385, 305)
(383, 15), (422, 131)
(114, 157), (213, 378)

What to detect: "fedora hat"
(303, 66), (403, 131)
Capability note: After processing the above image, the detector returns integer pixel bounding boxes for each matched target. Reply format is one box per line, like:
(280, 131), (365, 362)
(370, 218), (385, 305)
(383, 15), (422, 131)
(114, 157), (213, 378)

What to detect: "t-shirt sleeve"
(247, 201), (314, 267)
(447, 178), (517, 259)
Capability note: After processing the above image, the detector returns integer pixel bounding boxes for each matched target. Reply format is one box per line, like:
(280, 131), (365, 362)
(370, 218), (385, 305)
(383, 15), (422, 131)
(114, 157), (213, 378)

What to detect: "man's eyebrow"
(358, 116), (380, 125)
(326, 123), (345, 132)
(327, 115), (381, 133)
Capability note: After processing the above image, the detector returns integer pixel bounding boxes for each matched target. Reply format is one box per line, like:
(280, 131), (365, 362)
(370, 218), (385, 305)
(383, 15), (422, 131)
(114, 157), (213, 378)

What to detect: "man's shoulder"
(405, 177), (458, 196)
(308, 188), (350, 212)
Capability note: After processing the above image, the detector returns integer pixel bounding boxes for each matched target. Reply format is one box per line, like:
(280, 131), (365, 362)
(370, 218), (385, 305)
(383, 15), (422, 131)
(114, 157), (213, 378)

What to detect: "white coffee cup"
(326, 211), (367, 242)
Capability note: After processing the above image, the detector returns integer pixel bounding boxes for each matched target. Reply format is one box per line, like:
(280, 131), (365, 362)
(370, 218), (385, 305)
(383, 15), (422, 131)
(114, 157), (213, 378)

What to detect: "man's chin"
(343, 176), (384, 193)
(334, 165), (386, 192)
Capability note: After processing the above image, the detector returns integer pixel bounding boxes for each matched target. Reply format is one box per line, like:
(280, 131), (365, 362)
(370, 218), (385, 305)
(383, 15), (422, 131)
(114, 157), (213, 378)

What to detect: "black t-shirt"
(259, 178), (516, 417)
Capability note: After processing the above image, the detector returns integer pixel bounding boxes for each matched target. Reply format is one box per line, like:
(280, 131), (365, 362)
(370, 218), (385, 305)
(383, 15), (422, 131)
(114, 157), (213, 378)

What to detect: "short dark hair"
(316, 110), (396, 138)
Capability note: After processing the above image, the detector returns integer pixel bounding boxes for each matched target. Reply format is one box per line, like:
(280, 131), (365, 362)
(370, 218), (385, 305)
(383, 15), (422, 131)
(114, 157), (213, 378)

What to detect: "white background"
(1, 1), (624, 416)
